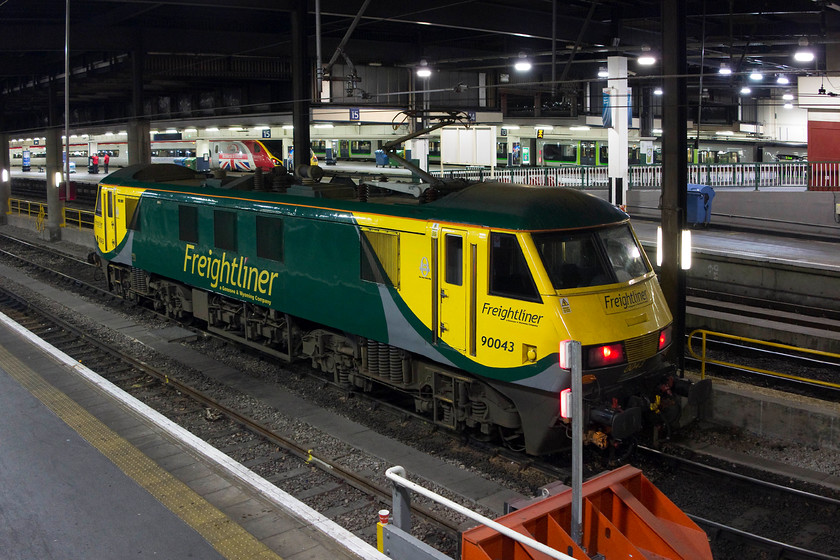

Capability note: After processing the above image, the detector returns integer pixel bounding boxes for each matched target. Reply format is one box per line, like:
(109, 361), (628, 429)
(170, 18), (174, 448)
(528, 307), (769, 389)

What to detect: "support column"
(45, 127), (63, 241)
(660, 0), (688, 372)
(291, 0), (311, 171)
(0, 132), (10, 225)
(607, 56), (629, 207)
(129, 47), (151, 166)
(128, 120), (151, 166)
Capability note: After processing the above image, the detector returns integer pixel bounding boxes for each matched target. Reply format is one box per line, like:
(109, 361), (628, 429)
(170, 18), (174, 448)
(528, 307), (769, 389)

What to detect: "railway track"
(636, 446), (840, 560)
(3, 228), (840, 558)
(686, 289), (840, 400)
(0, 250), (469, 555)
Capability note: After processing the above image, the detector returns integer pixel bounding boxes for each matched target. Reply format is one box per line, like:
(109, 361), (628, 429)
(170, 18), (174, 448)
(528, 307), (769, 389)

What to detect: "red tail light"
(658, 326), (672, 351)
(586, 343), (625, 368)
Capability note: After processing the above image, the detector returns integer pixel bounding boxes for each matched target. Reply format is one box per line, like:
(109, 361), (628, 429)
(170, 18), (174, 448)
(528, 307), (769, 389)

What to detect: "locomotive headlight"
(586, 343), (626, 368)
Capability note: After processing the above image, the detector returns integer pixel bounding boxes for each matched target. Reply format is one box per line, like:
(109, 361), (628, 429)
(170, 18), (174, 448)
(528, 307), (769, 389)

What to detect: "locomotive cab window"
(489, 233), (540, 301)
(214, 210), (237, 251)
(125, 197), (140, 231)
(533, 224), (650, 290)
(444, 234), (463, 286)
(94, 188), (103, 216)
(179, 205), (199, 243)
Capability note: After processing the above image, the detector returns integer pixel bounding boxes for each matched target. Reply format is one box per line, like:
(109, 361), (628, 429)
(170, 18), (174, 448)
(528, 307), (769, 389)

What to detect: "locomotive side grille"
(624, 331), (660, 362)
(131, 267), (149, 294)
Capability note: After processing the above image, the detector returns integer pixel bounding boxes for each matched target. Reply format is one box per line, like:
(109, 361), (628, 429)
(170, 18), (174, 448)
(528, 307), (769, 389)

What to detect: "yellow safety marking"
(0, 344), (282, 560)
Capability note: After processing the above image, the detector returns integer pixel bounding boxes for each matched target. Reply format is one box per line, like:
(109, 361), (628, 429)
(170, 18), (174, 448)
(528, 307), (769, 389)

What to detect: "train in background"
(7, 138), (316, 173)
(8, 134), (806, 172)
(534, 139), (808, 167)
(306, 137), (808, 168)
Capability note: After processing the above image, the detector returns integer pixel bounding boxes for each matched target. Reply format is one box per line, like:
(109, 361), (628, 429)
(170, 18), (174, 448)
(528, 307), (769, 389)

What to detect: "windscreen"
(533, 224), (650, 290)
(260, 140), (285, 159)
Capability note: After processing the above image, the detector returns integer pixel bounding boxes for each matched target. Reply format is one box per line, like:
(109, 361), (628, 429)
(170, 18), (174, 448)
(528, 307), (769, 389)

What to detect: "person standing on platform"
(103, 153), (110, 174)
(91, 153), (99, 174)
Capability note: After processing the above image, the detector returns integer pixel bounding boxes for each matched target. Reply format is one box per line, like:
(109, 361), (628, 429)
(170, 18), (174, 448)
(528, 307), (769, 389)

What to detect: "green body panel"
(129, 189), (392, 343)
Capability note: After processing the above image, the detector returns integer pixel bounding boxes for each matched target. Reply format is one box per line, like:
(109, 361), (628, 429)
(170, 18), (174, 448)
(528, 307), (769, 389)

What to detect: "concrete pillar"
(291, 0), (311, 171)
(128, 120), (151, 166)
(660, 0), (689, 372)
(0, 132), (9, 225)
(607, 56), (629, 207)
(45, 127), (63, 241)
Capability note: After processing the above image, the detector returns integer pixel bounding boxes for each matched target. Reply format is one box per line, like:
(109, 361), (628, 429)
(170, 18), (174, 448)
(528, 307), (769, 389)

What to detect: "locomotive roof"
(425, 181), (628, 231)
(103, 164), (628, 232)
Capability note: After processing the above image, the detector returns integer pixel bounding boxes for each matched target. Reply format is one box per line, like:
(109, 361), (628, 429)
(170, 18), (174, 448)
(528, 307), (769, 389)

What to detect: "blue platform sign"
(467, 111), (476, 122)
(349, 108), (360, 121)
(262, 129), (271, 138)
(602, 88), (612, 128)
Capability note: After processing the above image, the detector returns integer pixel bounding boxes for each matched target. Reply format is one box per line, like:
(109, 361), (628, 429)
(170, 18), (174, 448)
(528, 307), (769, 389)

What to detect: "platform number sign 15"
(261, 129), (271, 139)
(350, 108), (360, 121)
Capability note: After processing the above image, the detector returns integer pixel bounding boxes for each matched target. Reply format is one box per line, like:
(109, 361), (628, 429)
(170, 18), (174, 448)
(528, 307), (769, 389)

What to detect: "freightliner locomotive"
(93, 163), (707, 455)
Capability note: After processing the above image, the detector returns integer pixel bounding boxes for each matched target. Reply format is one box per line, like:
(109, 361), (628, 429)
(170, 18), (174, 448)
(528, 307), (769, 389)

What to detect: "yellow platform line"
(0, 343), (282, 560)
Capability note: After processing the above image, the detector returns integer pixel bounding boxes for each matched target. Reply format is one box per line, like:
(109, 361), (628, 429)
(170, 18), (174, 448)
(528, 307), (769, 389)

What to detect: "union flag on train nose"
(221, 160), (252, 171)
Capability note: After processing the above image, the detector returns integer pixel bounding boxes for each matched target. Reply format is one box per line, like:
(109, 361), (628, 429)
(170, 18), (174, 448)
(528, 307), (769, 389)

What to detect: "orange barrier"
(461, 464), (712, 560)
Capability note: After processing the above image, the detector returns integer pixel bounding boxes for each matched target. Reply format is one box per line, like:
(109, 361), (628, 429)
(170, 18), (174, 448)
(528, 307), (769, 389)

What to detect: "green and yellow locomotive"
(93, 163), (703, 455)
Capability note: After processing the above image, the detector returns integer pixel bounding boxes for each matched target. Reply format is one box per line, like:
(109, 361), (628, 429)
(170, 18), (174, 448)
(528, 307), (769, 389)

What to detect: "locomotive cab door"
(102, 187), (117, 253)
(437, 227), (469, 352)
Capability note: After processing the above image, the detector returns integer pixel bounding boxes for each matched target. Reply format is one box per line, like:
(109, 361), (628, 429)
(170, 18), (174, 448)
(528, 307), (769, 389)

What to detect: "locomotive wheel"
(498, 426), (526, 453)
(603, 436), (636, 467)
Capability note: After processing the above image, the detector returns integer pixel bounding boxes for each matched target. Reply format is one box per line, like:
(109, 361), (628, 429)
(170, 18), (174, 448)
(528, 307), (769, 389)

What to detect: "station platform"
(0, 311), (387, 560)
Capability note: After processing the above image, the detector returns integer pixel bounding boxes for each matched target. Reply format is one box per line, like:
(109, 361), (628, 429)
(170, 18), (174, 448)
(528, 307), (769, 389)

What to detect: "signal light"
(559, 388), (573, 419)
(658, 326), (672, 351)
(587, 343), (625, 368)
(559, 340), (572, 369)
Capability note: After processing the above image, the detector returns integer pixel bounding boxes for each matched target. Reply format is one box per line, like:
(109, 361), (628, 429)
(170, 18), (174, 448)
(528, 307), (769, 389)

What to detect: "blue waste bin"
(324, 147), (337, 165)
(375, 150), (390, 167)
(686, 184), (715, 226)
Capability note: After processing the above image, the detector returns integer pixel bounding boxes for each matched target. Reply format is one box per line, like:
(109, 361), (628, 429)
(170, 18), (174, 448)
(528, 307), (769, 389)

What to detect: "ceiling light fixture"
(782, 93), (794, 101)
(740, 86), (752, 95)
(514, 53), (532, 72)
(749, 71), (763, 81)
(718, 63), (732, 75)
(416, 60), (432, 78)
(794, 37), (815, 63)
(637, 45), (655, 66)
(653, 87), (663, 95)
(598, 67), (609, 78)
(777, 75), (789, 85)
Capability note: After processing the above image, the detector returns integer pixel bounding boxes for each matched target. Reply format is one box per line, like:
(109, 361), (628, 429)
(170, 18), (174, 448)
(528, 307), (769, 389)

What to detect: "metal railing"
(8, 198), (96, 230)
(687, 328), (840, 390)
(384, 465), (574, 560)
(63, 207), (96, 230)
(431, 161), (840, 191)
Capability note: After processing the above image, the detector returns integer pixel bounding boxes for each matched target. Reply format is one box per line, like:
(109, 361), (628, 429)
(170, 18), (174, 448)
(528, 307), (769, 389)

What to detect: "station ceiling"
(0, 0), (836, 133)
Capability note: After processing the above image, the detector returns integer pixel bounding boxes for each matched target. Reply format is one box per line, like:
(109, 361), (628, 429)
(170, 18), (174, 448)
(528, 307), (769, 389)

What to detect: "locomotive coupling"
(672, 377), (713, 406)
(589, 405), (642, 440)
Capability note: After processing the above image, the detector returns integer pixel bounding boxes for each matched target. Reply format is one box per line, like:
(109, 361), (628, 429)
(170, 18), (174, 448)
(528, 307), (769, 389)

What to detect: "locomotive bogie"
(93, 164), (701, 455)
